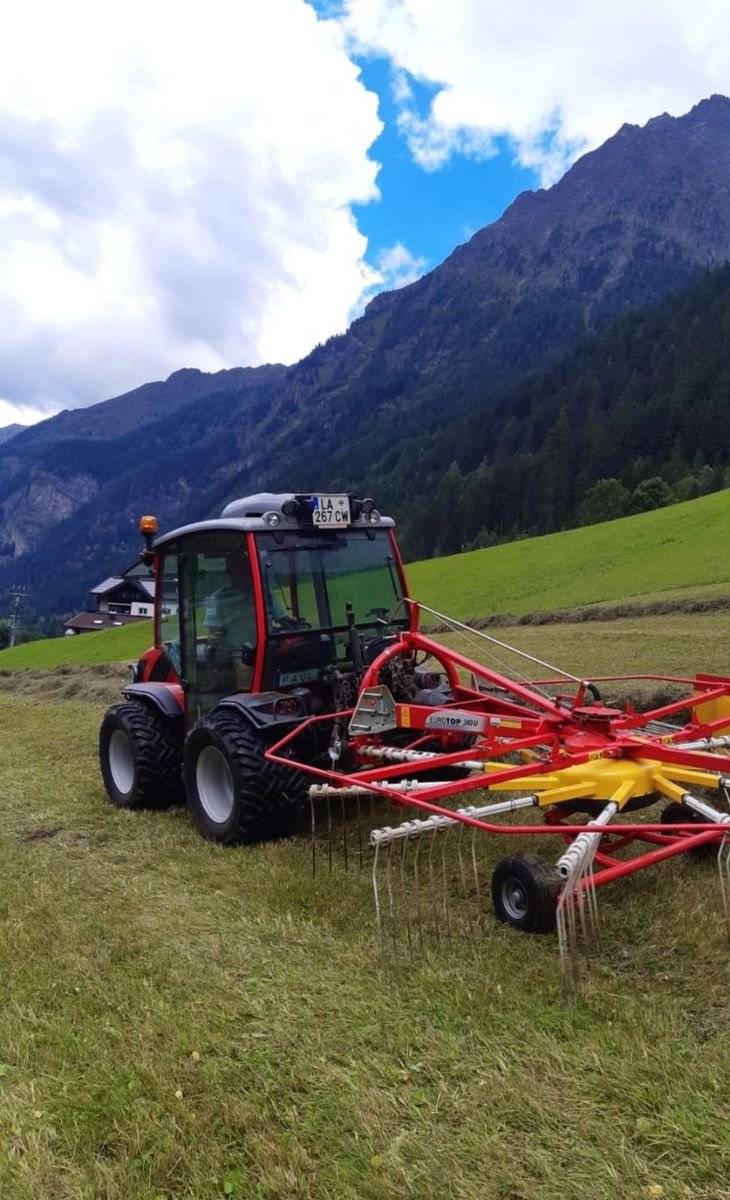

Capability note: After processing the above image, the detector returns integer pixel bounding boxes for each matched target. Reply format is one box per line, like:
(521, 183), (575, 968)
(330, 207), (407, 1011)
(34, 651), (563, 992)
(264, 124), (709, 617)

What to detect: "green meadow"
(408, 489), (730, 618)
(1, 494), (730, 1198)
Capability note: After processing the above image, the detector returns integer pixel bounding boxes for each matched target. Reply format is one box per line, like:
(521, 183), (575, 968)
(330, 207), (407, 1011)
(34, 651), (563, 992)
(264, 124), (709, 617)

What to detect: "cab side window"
(158, 549), (181, 675)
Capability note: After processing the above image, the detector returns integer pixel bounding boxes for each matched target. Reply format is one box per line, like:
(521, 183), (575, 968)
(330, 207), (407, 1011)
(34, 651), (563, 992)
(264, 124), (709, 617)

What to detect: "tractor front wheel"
(491, 854), (560, 933)
(99, 701), (183, 809)
(183, 710), (307, 845)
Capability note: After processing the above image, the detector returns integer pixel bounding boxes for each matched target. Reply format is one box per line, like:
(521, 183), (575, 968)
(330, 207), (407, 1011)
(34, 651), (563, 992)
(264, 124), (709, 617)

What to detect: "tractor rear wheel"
(183, 709), (307, 845)
(491, 854), (560, 933)
(99, 701), (183, 809)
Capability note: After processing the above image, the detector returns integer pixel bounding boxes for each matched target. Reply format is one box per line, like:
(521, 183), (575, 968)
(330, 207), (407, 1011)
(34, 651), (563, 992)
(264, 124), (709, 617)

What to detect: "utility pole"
(7, 585), (27, 648)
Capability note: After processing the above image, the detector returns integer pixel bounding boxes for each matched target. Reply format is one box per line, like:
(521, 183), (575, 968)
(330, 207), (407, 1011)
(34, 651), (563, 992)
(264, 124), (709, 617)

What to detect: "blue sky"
(0, 0), (728, 427)
(350, 55), (539, 282)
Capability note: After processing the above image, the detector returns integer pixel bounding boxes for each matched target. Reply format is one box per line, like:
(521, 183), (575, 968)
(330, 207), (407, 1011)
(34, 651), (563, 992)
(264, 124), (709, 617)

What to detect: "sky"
(1, 0), (729, 429)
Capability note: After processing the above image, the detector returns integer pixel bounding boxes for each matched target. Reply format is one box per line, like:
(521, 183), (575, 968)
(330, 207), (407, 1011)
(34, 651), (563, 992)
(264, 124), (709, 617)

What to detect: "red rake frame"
(264, 625), (730, 894)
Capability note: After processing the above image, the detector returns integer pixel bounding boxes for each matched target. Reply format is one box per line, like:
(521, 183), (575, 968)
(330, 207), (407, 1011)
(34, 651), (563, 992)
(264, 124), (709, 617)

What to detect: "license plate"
(312, 494), (350, 527)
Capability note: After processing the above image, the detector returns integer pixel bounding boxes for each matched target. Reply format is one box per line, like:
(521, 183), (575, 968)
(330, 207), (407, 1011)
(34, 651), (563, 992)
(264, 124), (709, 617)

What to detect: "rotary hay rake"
(266, 601), (730, 999)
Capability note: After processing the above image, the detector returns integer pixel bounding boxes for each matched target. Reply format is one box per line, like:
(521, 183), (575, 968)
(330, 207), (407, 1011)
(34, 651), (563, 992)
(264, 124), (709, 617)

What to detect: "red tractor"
(100, 492), (417, 844)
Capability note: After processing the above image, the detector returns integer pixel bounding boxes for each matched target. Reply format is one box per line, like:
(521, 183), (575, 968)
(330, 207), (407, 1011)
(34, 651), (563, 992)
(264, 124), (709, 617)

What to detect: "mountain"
(0, 366), (285, 559)
(0, 425), (24, 445)
(3, 94), (730, 618)
(403, 260), (730, 550)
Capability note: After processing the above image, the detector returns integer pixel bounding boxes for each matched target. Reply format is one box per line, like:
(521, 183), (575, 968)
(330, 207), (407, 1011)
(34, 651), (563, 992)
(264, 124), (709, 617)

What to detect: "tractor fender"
(122, 682), (185, 719)
(214, 689), (311, 730)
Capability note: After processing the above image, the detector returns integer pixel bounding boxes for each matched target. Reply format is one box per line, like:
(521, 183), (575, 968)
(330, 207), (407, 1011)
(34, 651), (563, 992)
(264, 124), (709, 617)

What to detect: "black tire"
(99, 701), (183, 809)
(491, 854), (560, 933)
(661, 801), (718, 859)
(183, 709), (308, 845)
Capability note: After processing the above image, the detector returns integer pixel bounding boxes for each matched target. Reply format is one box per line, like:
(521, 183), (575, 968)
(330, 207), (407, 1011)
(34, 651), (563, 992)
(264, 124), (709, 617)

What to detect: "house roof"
(90, 576), (124, 595)
(64, 611), (151, 633)
(90, 576), (156, 598)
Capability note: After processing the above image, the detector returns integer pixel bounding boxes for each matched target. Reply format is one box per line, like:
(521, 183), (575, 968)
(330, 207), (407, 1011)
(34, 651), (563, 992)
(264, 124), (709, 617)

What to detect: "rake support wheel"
(492, 854), (560, 933)
(660, 801), (718, 859)
(184, 709), (307, 845)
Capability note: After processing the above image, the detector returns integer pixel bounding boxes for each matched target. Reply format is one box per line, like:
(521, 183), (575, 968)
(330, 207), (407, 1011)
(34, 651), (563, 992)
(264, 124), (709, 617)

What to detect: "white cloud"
(0, 0), (382, 418)
(0, 398), (46, 429)
(376, 241), (428, 289)
(337, 0), (730, 183)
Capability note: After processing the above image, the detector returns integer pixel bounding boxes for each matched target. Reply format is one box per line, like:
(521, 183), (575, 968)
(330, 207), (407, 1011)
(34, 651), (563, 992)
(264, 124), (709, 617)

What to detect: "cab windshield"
(256, 528), (407, 683)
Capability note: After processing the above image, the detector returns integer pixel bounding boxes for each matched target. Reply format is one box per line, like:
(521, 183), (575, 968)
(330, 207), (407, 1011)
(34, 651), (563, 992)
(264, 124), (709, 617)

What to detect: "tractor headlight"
(367, 510), (380, 524)
(264, 511), (281, 527)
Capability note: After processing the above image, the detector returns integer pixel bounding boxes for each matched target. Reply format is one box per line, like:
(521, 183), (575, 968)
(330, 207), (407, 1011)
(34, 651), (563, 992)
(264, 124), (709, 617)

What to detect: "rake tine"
(440, 825), (452, 940)
(556, 802), (616, 1000)
(356, 794), (364, 870)
(456, 823), (478, 948)
(576, 869), (590, 948)
(718, 835), (730, 944)
(372, 838), (384, 958)
(428, 829), (441, 943)
(310, 793), (317, 880)
(399, 836), (414, 957)
(584, 864), (602, 957)
(413, 832), (425, 954)
(327, 794), (333, 874)
(385, 841), (399, 966)
(470, 827), (483, 935)
(340, 793), (349, 873)
(557, 856), (583, 1003)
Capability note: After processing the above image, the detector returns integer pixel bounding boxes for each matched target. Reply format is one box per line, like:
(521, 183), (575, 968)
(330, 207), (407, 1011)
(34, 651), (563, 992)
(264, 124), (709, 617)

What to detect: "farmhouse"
(64, 560), (158, 634)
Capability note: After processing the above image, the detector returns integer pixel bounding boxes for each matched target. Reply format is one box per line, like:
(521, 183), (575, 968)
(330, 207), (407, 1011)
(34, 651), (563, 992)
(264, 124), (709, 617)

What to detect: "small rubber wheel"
(99, 701), (183, 809)
(184, 708), (307, 845)
(491, 854), (560, 933)
(661, 801), (719, 859)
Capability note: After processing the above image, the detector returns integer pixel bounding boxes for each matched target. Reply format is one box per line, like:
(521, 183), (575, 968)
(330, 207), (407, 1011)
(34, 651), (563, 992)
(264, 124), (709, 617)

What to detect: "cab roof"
(153, 492), (394, 550)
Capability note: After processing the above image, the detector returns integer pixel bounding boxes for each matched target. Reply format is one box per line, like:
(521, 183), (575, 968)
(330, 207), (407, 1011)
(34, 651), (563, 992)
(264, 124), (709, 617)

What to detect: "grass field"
(2, 615), (730, 1199)
(408, 489), (730, 618)
(2, 497), (730, 1197)
(0, 621), (151, 670)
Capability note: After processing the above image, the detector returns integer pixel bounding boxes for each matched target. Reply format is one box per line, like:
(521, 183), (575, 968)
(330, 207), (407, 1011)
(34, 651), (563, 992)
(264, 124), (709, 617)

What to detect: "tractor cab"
(136, 493), (410, 725)
(99, 492), (418, 844)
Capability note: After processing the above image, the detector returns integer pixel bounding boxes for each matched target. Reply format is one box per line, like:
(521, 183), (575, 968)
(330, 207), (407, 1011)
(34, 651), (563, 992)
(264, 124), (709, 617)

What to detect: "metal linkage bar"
(672, 735), (730, 752)
(358, 744), (484, 771)
(358, 745), (439, 763)
(369, 795), (539, 847)
(682, 792), (730, 824)
(310, 780), (465, 800)
(408, 599), (583, 683)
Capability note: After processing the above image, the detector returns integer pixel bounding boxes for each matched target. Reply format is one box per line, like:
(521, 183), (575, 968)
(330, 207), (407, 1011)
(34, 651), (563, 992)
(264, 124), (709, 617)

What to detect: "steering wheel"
(274, 615), (312, 631)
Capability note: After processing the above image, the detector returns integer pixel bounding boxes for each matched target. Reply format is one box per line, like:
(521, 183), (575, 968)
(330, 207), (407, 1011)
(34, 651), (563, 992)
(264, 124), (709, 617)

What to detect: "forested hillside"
(393, 263), (730, 557)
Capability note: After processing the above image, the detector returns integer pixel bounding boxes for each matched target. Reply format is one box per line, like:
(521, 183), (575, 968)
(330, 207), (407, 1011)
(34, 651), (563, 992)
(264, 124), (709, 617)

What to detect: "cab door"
(177, 531), (259, 723)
